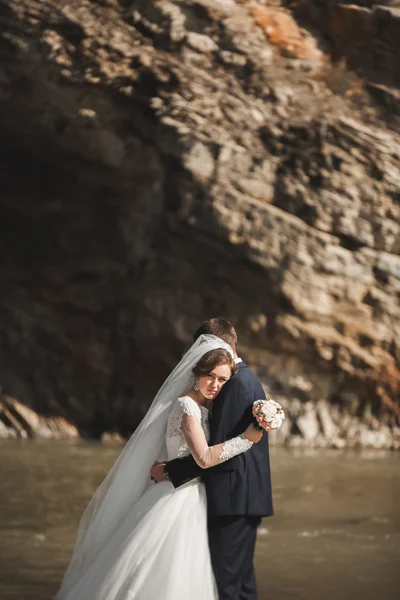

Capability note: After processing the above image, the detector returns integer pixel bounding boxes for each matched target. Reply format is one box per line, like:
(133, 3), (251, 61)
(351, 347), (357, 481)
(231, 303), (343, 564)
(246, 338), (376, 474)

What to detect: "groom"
(151, 318), (273, 600)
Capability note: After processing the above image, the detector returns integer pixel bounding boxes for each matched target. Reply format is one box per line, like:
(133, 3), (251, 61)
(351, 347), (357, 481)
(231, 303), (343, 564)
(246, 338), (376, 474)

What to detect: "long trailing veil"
(56, 333), (234, 597)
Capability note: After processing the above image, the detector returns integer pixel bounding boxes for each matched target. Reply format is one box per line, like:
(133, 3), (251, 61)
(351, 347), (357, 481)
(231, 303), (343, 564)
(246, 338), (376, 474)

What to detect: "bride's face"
(198, 363), (232, 401)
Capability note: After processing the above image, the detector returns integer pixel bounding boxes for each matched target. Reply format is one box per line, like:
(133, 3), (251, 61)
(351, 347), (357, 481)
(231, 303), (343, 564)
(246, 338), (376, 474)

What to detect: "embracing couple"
(56, 318), (273, 600)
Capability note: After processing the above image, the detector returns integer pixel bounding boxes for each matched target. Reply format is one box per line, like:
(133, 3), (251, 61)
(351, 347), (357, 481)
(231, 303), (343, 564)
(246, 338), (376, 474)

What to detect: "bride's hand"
(150, 461), (167, 483)
(244, 423), (263, 443)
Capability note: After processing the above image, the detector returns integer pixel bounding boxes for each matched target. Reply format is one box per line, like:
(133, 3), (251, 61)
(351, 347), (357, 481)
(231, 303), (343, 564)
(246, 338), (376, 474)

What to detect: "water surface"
(0, 442), (399, 599)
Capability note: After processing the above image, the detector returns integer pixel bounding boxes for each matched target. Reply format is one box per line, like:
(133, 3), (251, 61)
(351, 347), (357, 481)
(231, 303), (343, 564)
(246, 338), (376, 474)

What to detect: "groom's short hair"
(194, 318), (237, 353)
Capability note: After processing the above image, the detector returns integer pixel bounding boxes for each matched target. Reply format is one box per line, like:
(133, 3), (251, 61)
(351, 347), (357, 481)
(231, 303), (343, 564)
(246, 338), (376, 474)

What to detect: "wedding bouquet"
(252, 398), (285, 431)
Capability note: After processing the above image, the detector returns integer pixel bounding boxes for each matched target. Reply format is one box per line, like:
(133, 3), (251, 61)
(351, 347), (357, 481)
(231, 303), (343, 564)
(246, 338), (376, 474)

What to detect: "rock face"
(0, 394), (79, 439)
(293, 0), (400, 85)
(0, 0), (399, 446)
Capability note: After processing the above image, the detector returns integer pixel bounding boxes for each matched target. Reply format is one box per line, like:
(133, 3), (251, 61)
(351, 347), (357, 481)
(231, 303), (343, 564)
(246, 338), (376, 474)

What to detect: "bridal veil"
(56, 333), (233, 596)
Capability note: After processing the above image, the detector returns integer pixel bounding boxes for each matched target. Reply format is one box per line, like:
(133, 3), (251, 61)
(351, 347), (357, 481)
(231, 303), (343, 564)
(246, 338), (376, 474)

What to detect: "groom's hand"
(151, 461), (167, 483)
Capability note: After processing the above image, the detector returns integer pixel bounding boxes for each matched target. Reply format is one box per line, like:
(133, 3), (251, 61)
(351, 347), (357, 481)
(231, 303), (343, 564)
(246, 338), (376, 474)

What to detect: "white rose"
(260, 400), (277, 421)
(270, 412), (284, 430)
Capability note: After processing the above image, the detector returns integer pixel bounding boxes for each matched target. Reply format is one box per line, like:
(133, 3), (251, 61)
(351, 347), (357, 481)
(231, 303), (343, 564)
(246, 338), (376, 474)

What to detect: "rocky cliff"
(0, 0), (399, 448)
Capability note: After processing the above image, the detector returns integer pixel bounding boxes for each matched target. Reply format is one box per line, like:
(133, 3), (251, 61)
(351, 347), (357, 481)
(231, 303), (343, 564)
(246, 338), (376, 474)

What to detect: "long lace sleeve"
(179, 399), (253, 469)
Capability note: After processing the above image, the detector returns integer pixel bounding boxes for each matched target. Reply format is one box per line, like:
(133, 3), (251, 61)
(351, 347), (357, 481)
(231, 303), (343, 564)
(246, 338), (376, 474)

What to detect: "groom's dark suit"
(167, 360), (273, 600)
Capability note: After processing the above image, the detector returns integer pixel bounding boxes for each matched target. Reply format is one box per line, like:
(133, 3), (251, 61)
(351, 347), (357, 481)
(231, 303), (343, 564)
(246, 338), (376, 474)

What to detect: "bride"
(56, 334), (263, 600)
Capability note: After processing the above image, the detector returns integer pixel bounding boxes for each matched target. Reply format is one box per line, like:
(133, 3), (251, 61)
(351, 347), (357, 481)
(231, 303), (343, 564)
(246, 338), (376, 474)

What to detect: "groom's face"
(198, 363), (231, 401)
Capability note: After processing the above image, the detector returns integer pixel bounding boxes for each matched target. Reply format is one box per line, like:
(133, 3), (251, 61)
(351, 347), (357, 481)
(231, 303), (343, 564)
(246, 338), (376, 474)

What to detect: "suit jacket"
(167, 361), (274, 518)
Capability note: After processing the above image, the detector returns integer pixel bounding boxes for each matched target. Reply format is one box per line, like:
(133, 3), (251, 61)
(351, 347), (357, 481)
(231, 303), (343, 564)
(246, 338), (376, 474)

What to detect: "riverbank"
(1, 394), (399, 449)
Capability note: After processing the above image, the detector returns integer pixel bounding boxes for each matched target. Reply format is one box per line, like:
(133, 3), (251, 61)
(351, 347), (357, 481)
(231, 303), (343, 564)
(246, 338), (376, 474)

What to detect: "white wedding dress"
(57, 395), (253, 600)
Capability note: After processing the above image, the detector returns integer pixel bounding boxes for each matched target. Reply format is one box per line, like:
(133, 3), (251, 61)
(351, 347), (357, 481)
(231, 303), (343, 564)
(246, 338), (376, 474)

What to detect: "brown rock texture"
(291, 0), (400, 85)
(0, 394), (79, 439)
(0, 0), (399, 446)
(249, 3), (323, 60)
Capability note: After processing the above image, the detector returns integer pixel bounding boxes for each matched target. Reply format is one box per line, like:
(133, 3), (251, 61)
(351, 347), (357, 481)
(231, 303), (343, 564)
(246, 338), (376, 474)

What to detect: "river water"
(0, 441), (399, 600)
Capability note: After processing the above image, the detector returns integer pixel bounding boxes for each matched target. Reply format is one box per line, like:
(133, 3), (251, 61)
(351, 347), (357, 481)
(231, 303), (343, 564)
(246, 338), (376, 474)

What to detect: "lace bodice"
(166, 397), (210, 461)
(166, 396), (254, 467)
